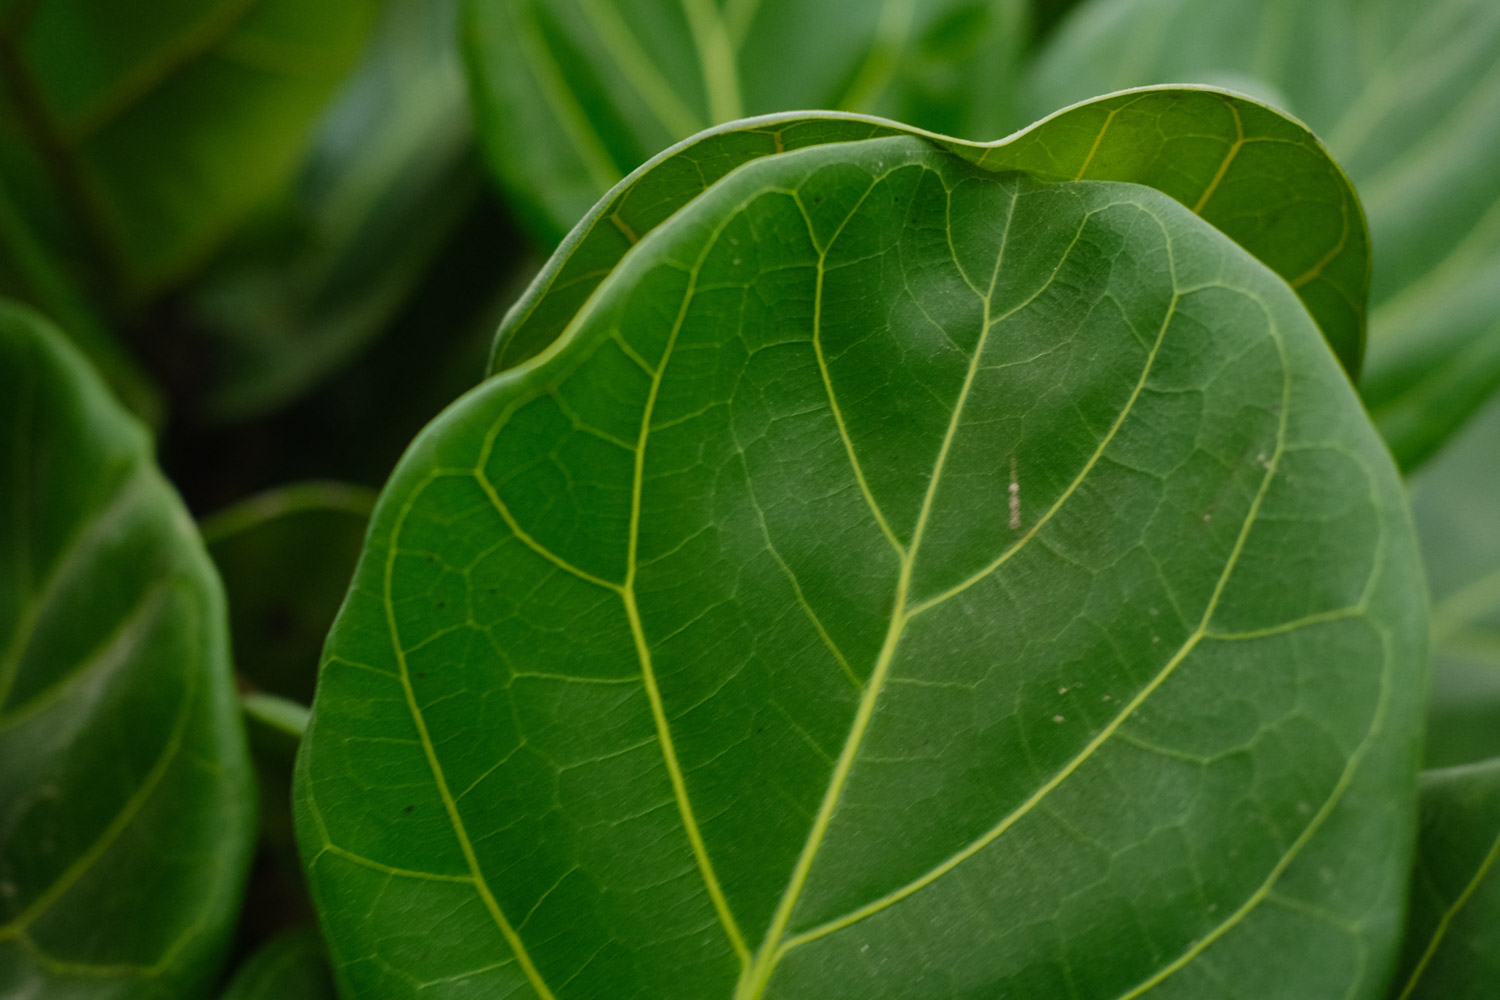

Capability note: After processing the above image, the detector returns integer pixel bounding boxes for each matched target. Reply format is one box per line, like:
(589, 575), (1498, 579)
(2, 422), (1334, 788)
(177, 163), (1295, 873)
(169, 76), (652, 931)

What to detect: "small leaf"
(0, 302), (256, 996)
(297, 129), (1426, 997)
(461, 0), (1029, 241)
(494, 89), (1368, 376)
(203, 480), (375, 705)
(220, 929), (335, 1000)
(1410, 390), (1500, 768)
(1026, 0), (1500, 468)
(1386, 760), (1500, 999)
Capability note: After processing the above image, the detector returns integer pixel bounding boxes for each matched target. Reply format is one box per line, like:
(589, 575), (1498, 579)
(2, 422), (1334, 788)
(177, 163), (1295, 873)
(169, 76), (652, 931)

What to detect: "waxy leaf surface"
(0, 303), (255, 997)
(1028, 0), (1500, 468)
(297, 133), (1426, 998)
(462, 0), (1027, 241)
(1386, 761), (1500, 999)
(492, 89), (1368, 376)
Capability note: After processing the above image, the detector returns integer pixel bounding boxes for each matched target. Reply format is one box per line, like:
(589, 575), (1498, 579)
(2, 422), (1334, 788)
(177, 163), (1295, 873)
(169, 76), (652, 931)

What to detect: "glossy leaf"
(0, 0), (379, 301)
(220, 929), (335, 1000)
(461, 0), (1028, 241)
(1386, 760), (1500, 998)
(493, 88), (1368, 375)
(1026, 0), (1500, 468)
(297, 132), (1426, 997)
(0, 302), (255, 996)
(1410, 391), (1500, 768)
(192, 0), (484, 421)
(203, 481), (375, 705)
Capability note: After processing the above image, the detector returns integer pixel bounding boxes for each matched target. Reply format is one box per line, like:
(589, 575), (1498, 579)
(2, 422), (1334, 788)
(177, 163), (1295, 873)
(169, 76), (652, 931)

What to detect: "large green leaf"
(461, 0), (1028, 241)
(1410, 390), (1500, 768)
(493, 89), (1368, 375)
(220, 929), (335, 1000)
(1385, 760), (1500, 998)
(0, 302), (256, 996)
(1026, 0), (1500, 469)
(191, 0), (484, 421)
(296, 131), (1425, 997)
(0, 0), (379, 302)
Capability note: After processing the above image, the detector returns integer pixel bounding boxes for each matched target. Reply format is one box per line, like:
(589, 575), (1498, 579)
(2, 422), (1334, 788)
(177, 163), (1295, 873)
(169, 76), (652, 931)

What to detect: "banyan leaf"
(191, 0), (484, 422)
(0, 0), (380, 303)
(203, 480), (376, 705)
(220, 929), (335, 1000)
(1385, 760), (1500, 998)
(1026, 0), (1500, 470)
(1409, 390), (1500, 769)
(461, 0), (1028, 242)
(0, 302), (256, 997)
(493, 88), (1368, 376)
(295, 129), (1426, 997)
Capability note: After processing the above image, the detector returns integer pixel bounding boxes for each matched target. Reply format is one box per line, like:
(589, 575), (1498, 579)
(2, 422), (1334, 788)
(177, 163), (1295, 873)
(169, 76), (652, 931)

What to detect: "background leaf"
(461, 0), (1028, 241)
(1409, 390), (1500, 768)
(493, 90), (1368, 376)
(220, 928), (335, 1000)
(1386, 760), (1500, 999)
(189, 0), (485, 421)
(1025, 0), (1500, 469)
(0, 301), (256, 997)
(203, 480), (375, 706)
(297, 136), (1425, 997)
(0, 0), (380, 302)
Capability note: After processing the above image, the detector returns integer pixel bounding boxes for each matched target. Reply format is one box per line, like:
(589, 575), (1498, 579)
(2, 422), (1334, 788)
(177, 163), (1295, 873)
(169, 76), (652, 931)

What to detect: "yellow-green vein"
(1191, 100), (1244, 214)
(472, 469), (624, 593)
(383, 476), (559, 1000)
(796, 176), (910, 559)
(787, 312), (1290, 956)
(622, 228), (751, 966)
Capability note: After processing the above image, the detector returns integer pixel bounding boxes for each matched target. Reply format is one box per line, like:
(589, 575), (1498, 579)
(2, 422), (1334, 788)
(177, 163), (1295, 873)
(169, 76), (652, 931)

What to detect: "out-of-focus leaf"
(0, 180), (162, 425)
(0, 301), (255, 997)
(462, 0), (1029, 242)
(192, 0), (483, 421)
(1026, 0), (1500, 469)
(296, 125), (1425, 997)
(1386, 760), (1500, 998)
(220, 929), (335, 1000)
(0, 0), (380, 302)
(494, 89), (1367, 376)
(203, 481), (375, 706)
(1410, 391), (1500, 768)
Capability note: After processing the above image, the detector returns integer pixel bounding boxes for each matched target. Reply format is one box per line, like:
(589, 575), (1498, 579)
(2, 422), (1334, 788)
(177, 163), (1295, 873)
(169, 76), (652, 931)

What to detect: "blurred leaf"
(192, 0), (484, 421)
(462, 0), (1029, 242)
(1386, 760), (1500, 998)
(495, 89), (1368, 375)
(203, 481), (375, 706)
(0, 179), (162, 425)
(0, 0), (380, 303)
(1410, 391), (1500, 768)
(0, 301), (255, 997)
(296, 122), (1425, 997)
(220, 928), (335, 1000)
(1026, 0), (1500, 469)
